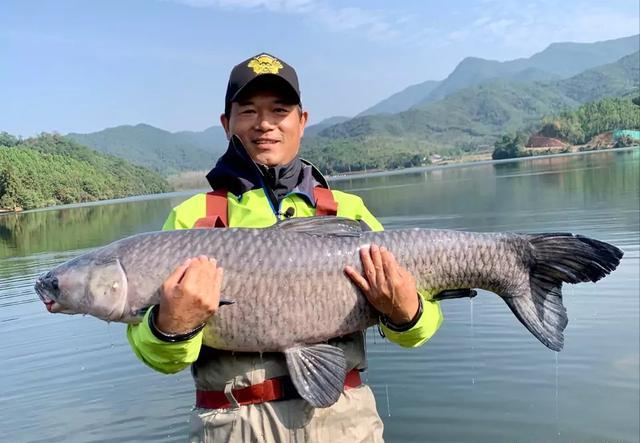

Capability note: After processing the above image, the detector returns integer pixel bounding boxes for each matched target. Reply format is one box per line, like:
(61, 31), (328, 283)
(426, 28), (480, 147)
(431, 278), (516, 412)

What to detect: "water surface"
(1, 149), (638, 442)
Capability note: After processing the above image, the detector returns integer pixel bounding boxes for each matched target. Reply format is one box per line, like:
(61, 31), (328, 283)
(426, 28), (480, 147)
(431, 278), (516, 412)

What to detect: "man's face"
(220, 87), (308, 167)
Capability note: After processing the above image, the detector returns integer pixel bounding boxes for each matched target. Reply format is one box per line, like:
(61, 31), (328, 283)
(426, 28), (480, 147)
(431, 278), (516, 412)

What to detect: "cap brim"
(230, 74), (300, 104)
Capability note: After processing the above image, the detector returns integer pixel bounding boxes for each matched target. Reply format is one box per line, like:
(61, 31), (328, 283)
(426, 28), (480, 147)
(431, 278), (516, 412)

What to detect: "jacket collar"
(206, 135), (330, 206)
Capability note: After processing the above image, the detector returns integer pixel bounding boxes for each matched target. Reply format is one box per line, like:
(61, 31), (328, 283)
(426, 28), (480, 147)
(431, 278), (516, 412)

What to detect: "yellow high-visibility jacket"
(127, 140), (442, 374)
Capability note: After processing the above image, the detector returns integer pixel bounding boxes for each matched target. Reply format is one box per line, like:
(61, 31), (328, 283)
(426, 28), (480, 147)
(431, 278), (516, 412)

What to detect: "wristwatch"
(379, 293), (424, 332)
(148, 304), (206, 343)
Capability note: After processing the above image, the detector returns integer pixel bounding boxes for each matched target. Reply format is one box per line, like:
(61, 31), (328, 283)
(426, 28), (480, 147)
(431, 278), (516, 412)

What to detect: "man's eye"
(274, 108), (289, 113)
(240, 109), (256, 114)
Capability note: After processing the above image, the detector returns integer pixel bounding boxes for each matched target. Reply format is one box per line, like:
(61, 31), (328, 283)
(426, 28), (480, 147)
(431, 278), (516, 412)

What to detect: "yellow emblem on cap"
(248, 54), (283, 75)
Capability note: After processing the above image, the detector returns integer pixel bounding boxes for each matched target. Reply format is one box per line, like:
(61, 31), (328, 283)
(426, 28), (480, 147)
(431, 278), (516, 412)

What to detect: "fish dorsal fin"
(284, 344), (347, 408)
(273, 216), (363, 237)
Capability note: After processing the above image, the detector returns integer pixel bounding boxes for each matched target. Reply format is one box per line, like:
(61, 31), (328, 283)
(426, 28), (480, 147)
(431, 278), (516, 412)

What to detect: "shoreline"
(326, 145), (639, 181)
(2, 145), (637, 216)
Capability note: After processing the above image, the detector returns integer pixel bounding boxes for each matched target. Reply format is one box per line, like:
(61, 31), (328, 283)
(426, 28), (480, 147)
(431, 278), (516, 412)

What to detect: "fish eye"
(51, 278), (59, 291)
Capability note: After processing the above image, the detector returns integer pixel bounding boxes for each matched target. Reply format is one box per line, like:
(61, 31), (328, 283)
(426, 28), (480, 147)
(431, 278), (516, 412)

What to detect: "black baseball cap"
(224, 53), (301, 116)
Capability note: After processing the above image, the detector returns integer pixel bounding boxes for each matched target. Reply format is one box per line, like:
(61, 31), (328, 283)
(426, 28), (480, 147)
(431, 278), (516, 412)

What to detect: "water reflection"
(0, 196), (193, 259)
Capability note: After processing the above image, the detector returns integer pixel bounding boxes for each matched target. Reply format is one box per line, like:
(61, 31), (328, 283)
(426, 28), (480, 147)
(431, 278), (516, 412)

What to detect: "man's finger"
(380, 247), (401, 282)
(370, 244), (387, 288)
(344, 266), (371, 293)
(370, 244), (384, 270)
(165, 258), (193, 287)
(180, 258), (218, 293)
(213, 267), (224, 291)
(360, 247), (375, 280)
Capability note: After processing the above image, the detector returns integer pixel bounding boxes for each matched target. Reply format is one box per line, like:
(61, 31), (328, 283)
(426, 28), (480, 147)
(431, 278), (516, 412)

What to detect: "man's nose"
(255, 113), (276, 131)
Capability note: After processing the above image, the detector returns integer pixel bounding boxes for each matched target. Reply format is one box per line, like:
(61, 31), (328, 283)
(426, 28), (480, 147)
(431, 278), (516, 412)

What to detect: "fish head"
(35, 256), (129, 322)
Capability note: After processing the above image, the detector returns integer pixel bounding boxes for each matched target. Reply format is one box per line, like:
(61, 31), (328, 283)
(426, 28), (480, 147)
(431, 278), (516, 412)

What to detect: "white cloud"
(446, 0), (639, 57)
(164, 0), (639, 57)
(164, 0), (403, 41)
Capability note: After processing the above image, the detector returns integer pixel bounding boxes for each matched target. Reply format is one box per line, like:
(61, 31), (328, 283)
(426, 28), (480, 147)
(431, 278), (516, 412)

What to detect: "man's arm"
(127, 208), (223, 374)
(344, 196), (444, 348)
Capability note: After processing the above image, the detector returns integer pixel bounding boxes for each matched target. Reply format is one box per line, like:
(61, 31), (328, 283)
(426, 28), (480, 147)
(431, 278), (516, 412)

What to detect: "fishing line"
(385, 384), (391, 417)
(470, 297), (475, 385)
(555, 351), (560, 437)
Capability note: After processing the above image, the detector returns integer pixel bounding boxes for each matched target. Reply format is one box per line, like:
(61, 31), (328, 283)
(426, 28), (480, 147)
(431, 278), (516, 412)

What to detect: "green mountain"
(305, 116), (352, 136)
(62, 36), (640, 177)
(318, 52), (639, 140)
(0, 133), (170, 210)
(556, 51), (640, 103)
(419, 34), (639, 106)
(67, 124), (227, 176)
(359, 34), (638, 117)
(301, 52), (639, 173)
(357, 80), (441, 117)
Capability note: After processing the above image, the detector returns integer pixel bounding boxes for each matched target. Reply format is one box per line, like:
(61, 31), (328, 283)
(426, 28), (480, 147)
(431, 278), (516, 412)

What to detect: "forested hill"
(67, 124), (227, 176)
(359, 34), (638, 116)
(0, 133), (170, 210)
(300, 52), (639, 174)
(538, 96), (640, 145)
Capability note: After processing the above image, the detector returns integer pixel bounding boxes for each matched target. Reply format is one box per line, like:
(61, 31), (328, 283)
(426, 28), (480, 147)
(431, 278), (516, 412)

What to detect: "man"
(127, 53), (443, 442)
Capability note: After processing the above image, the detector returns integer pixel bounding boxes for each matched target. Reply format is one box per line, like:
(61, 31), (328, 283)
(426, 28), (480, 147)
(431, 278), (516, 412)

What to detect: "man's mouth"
(253, 138), (280, 147)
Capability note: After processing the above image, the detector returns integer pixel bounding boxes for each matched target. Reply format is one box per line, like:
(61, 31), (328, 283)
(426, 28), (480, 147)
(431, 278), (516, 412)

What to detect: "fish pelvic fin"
(506, 233), (624, 351)
(284, 344), (347, 408)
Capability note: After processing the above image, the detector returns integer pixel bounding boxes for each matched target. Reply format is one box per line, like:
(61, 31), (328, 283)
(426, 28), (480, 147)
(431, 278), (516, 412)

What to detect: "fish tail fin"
(503, 233), (623, 351)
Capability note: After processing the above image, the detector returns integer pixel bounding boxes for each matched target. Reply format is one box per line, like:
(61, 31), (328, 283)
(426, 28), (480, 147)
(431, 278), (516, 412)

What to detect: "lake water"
(1, 149), (638, 443)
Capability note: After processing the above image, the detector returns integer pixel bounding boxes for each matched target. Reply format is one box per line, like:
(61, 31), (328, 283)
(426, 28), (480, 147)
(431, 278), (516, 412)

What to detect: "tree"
(492, 133), (526, 160)
(0, 164), (21, 208)
(0, 132), (19, 148)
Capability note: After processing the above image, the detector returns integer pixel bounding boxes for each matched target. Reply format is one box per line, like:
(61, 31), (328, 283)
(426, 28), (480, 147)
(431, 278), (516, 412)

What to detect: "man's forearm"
(127, 308), (203, 374)
(381, 292), (443, 348)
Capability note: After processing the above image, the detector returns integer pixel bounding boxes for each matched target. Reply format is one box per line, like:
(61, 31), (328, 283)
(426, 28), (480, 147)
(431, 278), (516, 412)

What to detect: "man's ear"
(220, 114), (231, 140)
(299, 110), (309, 138)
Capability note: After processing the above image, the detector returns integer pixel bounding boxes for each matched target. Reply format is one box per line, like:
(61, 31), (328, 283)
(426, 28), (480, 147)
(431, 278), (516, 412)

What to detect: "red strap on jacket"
(195, 369), (362, 409)
(193, 188), (229, 228)
(313, 186), (338, 216)
(193, 186), (338, 229)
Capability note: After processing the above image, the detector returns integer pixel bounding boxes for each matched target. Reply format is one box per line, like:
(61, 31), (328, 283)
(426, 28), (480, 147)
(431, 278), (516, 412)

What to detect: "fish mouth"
(39, 292), (61, 313)
(34, 279), (61, 313)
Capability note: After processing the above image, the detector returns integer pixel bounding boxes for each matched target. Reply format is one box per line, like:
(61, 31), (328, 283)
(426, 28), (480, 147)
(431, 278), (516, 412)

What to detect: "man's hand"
(156, 255), (224, 335)
(344, 244), (419, 326)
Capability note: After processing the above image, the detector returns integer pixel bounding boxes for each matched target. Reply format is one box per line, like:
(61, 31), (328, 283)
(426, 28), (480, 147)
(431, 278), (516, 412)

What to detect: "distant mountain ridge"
(354, 34), (638, 119)
(305, 116), (351, 136)
(319, 52), (639, 140)
(67, 124), (227, 176)
(65, 35), (639, 176)
(301, 51), (639, 173)
(357, 80), (441, 117)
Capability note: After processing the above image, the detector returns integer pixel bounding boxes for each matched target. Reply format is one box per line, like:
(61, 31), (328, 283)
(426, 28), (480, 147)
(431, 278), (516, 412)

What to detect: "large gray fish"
(34, 217), (623, 407)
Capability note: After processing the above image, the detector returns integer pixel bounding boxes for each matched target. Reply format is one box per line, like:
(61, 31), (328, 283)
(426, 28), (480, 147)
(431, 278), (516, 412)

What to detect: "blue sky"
(1, 0), (638, 136)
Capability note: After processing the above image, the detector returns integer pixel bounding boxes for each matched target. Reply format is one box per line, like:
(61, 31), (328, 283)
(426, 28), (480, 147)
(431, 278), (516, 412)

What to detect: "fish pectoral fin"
(284, 344), (347, 408)
(273, 217), (363, 237)
(432, 288), (478, 301)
